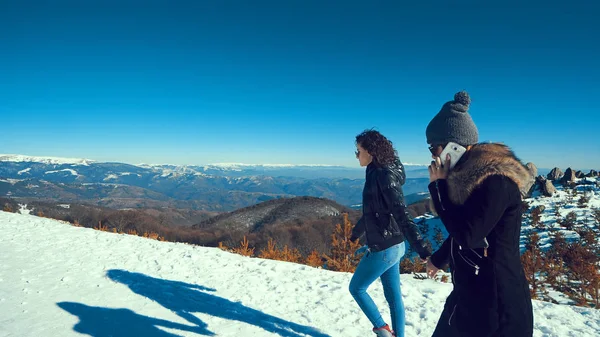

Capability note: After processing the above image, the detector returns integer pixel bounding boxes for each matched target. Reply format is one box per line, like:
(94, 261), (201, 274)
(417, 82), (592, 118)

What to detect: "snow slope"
(1, 212), (599, 337)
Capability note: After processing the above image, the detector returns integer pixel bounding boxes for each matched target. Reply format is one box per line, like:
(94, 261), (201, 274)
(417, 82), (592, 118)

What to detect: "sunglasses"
(428, 143), (446, 155)
(355, 149), (360, 157)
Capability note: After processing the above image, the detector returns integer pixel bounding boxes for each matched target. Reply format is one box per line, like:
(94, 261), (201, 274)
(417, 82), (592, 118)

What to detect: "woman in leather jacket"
(349, 129), (432, 337)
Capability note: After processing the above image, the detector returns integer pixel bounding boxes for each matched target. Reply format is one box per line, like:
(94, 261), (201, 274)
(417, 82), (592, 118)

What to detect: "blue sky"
(1, 1), (599, 169)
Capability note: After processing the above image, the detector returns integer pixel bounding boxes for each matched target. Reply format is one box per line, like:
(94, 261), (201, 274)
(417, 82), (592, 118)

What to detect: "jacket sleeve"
(350, 215), (365, 242)
(428, 175), (512, 249)
(378, 169), (431, 259)
(430, 236), (451, 269)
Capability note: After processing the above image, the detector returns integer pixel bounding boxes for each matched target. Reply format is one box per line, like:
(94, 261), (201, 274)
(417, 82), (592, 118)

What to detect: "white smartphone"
(439, 142), (467, 170)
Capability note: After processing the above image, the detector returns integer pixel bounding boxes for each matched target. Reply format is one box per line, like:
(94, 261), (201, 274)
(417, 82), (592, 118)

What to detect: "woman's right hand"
(426, 258), (440, 278)
(354, 245), (368, 256)
(428, 154), (451, 182)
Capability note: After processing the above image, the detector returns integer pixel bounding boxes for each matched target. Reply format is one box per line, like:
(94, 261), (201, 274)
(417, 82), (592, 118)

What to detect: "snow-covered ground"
(414, 178), (599, 253)
(521, 177), (599, 248)
(1, 211), (599, 336)
(45, 168), (79, 176)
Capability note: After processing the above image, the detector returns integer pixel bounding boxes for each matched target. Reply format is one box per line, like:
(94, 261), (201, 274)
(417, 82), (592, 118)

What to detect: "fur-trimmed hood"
(444, 143), (534, 205)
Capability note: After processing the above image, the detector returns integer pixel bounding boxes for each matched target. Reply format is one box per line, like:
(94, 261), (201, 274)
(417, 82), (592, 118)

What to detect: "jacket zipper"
(456, 242), (480, 275)
(448, 304), (457, 326)
(449, 239), (458, 326)
(458, 250), (480, 275)
(470, 248), (483, 259)
(450, 238), (456, 281)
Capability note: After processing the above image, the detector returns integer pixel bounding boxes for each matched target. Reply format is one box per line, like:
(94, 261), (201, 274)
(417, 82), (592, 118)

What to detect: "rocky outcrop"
(536, 175), (558, 197)
(561, 168), (576, 184)
(522, 162), (538, 198)
(547, 167), (563, 181)
(526, 162), (538, 178)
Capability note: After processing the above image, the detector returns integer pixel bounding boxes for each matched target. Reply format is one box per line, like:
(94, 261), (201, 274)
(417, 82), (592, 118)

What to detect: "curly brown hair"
(355, 129), (399, 166)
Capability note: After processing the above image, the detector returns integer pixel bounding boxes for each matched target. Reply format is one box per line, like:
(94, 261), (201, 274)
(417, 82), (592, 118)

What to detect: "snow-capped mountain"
(0, 154), (95, 166)
(1, 154), (429, 179)
(0, 154), (431, 210)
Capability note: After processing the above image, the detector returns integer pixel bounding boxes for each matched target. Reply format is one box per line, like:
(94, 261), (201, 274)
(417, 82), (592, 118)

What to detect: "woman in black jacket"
(349, 130), (431, 337)
(425, 91), (534, 337)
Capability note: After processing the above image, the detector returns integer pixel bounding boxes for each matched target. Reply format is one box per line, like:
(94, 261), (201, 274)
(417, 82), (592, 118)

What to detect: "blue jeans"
(349, 242), (406, 336)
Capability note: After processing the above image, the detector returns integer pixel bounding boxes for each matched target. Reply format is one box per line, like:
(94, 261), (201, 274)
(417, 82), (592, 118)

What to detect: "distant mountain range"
(0, 154), (431, 211)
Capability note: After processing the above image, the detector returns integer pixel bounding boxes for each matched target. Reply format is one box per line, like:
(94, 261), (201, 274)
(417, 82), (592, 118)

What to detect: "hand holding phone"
(439, 142), (466, 170)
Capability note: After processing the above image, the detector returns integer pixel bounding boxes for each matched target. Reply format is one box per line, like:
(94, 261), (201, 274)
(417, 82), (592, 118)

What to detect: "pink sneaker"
(372, 324), (394, 337)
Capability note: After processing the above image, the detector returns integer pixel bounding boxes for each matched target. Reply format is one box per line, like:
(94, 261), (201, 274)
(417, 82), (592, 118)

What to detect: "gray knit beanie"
(426, 91), (479, 146)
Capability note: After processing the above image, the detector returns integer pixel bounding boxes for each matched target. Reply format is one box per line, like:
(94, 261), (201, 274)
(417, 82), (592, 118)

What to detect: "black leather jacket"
(351, 160), (431, 258)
